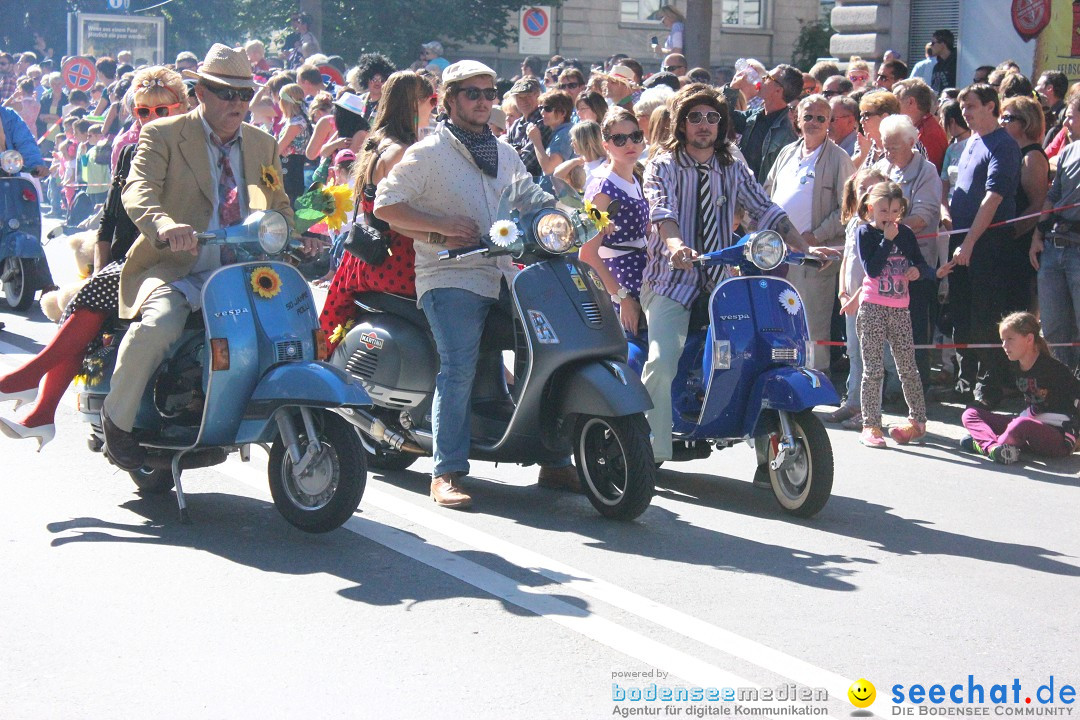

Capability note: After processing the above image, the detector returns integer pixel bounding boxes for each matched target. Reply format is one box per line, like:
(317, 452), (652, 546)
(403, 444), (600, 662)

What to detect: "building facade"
(453, 0), (822, 79)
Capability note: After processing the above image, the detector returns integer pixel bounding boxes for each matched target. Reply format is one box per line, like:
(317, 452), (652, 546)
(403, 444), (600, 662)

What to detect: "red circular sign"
(523, 8), (549, 37)
(62, 57), (97, 92)
(318, 64), (345, 87)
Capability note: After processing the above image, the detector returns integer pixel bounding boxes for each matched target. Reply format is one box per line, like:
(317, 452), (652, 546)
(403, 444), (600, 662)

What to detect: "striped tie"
(696, 162), (720, 287)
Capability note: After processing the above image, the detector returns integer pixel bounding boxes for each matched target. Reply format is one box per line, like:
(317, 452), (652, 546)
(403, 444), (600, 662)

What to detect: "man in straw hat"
(100, 43), (307, 470)
(600, 63), (641, 111)
(373, 60), (580, 508)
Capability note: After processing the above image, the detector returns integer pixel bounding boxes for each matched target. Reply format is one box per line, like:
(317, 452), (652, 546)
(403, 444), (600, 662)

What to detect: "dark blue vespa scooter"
(628, 231), (839, 517)
(0, 149), (52, 311)
(77, 211), (374, 533)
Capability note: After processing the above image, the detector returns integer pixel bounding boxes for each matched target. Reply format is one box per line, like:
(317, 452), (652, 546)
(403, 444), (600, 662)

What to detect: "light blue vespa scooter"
(627, 231), (839, 517)
(77, 211), (375, 533)
(0, 149), (51, 311)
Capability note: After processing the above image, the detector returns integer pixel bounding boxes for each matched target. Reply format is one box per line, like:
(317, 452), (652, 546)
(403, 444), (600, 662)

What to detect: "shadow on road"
(45, 492), (591, 617)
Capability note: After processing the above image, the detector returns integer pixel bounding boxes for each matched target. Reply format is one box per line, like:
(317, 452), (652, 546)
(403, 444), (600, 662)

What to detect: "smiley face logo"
(848, 679), (876, 708)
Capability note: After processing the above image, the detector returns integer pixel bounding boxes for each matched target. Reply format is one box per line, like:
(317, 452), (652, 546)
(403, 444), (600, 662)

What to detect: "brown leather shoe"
(430, 474), (472, 509)
(537, 464), (581, 492)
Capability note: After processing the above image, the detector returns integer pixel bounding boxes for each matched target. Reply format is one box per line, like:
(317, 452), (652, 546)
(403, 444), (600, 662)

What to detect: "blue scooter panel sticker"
(586, 268), (605, 291)
(566, 264), (588, 292)
(527, 309), (560, 344)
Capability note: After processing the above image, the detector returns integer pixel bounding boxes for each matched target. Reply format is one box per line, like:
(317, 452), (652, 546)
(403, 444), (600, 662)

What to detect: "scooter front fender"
(551, 360), (653, 420)
(744, 367), (839, 434)
(237, 362), (372, 443)
(0, 231), (45, 261)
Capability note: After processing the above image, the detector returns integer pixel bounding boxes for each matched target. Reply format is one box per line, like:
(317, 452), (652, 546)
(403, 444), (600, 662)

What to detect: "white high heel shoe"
(0, 417), (55, 452)
(0, 387), (38, 410)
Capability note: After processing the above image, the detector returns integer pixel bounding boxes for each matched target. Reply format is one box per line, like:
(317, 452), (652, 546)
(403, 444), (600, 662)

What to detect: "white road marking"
(218, 455), (859, 717)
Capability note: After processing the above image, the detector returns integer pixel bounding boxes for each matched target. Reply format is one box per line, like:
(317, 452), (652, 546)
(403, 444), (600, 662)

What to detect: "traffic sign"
(318, 64), (345, 87)
(518, 6), (554, 54)
(62, 57), (97, 92)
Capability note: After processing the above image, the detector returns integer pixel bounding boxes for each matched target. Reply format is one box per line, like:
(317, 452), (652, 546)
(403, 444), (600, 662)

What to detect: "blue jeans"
(1037, 242), (1080, 369)
(421, 287), (497, 477)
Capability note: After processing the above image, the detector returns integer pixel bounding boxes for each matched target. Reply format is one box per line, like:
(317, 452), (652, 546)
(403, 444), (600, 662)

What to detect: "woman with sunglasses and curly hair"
(0, 66), (187, 448)
(318, 70), (435, 354)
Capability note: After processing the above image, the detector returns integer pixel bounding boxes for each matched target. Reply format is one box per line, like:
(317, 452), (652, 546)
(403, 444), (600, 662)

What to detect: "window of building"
(722, 0), (764, 27)
(620, 0), (661, 24)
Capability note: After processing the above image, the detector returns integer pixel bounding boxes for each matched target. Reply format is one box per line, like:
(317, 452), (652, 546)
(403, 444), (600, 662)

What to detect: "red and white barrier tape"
(814, 340), (1080, 350)
(915, 200), (1080, 240)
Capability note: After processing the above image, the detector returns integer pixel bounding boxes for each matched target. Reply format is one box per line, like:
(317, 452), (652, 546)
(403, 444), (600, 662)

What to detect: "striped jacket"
(641, 147), (790, 308)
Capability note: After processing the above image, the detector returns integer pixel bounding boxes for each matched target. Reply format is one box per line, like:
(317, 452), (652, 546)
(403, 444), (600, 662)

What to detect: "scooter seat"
(353, 291), (514, 352)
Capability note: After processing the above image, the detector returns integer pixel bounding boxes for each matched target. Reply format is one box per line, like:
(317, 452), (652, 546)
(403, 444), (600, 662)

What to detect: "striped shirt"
(641, 148), (790, 308)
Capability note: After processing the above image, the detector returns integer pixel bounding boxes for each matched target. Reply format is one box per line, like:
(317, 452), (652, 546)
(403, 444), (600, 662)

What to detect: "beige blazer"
(118, 110), (294, 319)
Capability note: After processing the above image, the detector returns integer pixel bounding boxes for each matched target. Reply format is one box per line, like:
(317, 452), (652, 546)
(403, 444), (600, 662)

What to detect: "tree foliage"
(791, 18), (836, 72)
(0, 0), (534, 71)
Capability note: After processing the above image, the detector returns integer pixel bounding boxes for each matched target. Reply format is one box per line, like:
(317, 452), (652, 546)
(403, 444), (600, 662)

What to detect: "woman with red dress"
(320, 70), (436, 352)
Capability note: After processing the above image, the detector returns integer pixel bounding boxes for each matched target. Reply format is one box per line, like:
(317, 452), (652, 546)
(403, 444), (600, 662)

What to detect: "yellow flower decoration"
(323, 183), (353, 232)
(329, 319), (355, 346)
(583, 199), (612, 232)
(260, 164), (281, 192)
(250, 266), (283, 299)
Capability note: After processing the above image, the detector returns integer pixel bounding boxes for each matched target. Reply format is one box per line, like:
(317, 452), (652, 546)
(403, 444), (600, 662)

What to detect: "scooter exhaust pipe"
(332, 407), (426, 454)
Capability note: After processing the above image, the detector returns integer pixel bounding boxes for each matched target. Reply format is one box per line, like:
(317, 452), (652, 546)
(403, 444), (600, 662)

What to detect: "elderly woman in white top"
(764, 94), (855, 370)
(872, 113), (943, 385)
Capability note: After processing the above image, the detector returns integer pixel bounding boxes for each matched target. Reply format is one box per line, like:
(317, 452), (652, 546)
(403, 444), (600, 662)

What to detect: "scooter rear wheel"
(2, 257), (36, 311)
(268, 411), (367, 533)
(764, 409), (833, 518)
(574, 413), (655, 521)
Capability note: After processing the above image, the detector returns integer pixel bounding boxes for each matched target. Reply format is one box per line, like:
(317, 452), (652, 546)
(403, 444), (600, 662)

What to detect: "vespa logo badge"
(360, 331), (384, 350)
(213, 308), (250, 318)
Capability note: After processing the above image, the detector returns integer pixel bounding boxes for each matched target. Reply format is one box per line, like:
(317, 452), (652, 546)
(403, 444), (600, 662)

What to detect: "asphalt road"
(0, 217), (1077, 720)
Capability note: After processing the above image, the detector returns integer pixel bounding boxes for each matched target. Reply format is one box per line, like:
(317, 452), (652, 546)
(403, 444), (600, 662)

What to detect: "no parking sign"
(518, 6), (554, 55)
(62, 57), (97, 93)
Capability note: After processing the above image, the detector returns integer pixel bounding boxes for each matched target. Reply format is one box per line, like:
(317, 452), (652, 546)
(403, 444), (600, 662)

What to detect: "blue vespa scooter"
(628, 231), (839, 517)
(77, 211), (375, 533)
(0, 149), (52, 311)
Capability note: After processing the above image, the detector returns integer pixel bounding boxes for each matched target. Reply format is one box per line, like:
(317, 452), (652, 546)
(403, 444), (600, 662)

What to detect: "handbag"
(342, 147), (393, 266)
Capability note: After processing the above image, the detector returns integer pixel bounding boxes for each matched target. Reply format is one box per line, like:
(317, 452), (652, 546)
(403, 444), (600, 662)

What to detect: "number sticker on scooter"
(527, 310), (560, 344)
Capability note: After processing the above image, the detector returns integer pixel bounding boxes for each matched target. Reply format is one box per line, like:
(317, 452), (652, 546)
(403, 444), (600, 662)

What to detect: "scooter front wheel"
(763, 409), (833, 518)
(2, 257), (36, 311)
(574, 413), (655, 521)
(268, 411), (367, 533)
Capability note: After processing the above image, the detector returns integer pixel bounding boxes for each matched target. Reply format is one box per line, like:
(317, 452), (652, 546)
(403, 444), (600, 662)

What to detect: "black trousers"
(908, 276), (937, 385)
(948, 227), (1011, 401)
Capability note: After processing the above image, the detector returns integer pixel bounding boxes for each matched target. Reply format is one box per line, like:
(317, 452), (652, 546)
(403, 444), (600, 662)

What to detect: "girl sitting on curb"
(960, 312), (1079, 464)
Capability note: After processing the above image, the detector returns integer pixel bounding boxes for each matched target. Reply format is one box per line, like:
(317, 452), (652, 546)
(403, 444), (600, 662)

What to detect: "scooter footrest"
(143, 448), (228, 471)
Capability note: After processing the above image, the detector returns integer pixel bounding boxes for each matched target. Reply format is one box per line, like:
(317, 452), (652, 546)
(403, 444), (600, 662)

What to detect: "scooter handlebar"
(438, 244), (491, 261)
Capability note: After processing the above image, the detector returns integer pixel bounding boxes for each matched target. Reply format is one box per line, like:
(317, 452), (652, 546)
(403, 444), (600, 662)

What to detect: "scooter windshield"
(496, 174), (556, 223)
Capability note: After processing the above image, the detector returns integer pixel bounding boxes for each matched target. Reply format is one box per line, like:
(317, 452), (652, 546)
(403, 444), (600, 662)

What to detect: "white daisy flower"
(489, 220), (519, 248)
(779, 288), (802, 315)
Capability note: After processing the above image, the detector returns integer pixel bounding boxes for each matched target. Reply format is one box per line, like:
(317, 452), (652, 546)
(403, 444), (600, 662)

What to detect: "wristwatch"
(610, 287), (629, 303)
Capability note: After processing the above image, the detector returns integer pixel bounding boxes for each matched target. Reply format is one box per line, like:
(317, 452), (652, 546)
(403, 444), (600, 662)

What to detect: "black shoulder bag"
(342, 145), (393, 266)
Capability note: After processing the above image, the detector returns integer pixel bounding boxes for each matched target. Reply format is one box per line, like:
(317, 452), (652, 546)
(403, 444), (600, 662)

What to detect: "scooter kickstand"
(171, 453), (191, 524)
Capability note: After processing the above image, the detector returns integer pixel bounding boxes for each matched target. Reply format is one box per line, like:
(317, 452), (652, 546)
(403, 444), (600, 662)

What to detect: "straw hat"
(600, 63), (639, 87)
(181, 43), (257, 89)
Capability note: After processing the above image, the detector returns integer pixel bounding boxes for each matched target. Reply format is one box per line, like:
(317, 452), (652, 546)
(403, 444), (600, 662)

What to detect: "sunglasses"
(605, 130), (645, 147)
(822, 90), (842, 98)
(459, 86), (498, 101)
(558, 82), (582, 90)
(687, 110), (721, 125)
(876, 73), (890, 81)
(829, 114), (853, 123)
(204, 85), (255, 103)
(662, 64), (686, 72)
(860, 111), (883, 120)
(134, 103), (182, 119)
(1000, 113), (1021, 123)
(849, 74), (868, 83)
(539, 104), (559, 113)
(801, 113), (828, 124)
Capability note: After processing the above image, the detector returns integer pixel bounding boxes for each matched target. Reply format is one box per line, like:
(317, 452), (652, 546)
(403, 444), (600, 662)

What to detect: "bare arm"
(1013, 152), (1049, 238)
(304, 115), (334, 161)
(276, 123), (300, 156)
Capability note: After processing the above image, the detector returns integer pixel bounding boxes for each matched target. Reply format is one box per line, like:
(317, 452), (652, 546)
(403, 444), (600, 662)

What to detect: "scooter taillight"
(21, 188), (36, 203)
(313, 329), (329, 361)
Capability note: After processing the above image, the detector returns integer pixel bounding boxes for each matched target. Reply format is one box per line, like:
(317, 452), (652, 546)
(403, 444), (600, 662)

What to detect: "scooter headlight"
(743, 230), (786, 271)
(256, 210), (291, 255)
(0, 150), (24, 175)
(533, 210), (575, 254)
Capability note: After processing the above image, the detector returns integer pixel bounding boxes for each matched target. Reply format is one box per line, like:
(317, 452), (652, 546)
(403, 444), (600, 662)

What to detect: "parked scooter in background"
(0, 150), (52, 311)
